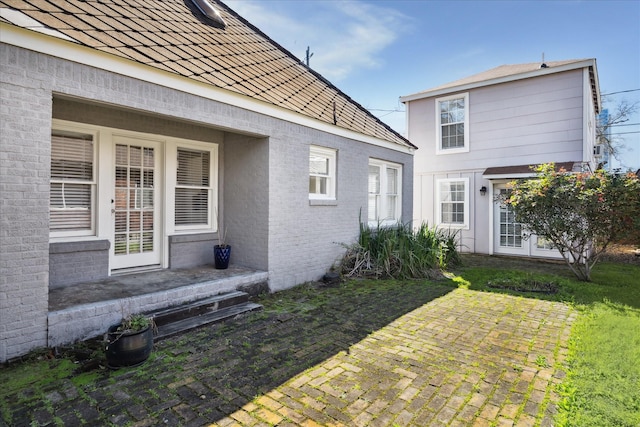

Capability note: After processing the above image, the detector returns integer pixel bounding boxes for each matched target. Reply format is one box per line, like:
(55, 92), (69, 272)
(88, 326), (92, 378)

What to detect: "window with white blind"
(309, 145), (337, 200)
(175, 148), (212, 228)
(368, 159), (402, 226)
(50, 130), (95, 236)
(437, 178), (469, 228)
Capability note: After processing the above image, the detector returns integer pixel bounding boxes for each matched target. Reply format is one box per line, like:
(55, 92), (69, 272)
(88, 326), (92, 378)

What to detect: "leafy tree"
(503, 163), (640, 281)
(597, 98), (638, 164)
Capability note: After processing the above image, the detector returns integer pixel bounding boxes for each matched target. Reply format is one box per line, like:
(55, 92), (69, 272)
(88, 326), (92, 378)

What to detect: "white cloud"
(225, 0), (409, 82)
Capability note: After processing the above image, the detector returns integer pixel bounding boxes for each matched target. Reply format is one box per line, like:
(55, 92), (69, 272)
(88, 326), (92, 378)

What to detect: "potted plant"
(105, 314), (154, 368)
(214, 209), (231, 269)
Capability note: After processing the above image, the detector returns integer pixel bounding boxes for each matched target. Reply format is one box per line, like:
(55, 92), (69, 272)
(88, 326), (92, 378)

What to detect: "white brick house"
(401, 59), (600, 258)
(0, 0), (415, 362)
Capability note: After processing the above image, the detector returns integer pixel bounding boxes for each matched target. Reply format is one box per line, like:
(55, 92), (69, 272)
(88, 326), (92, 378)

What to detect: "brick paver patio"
(212, 289), (574, 427)
(2, 282), (575, 426)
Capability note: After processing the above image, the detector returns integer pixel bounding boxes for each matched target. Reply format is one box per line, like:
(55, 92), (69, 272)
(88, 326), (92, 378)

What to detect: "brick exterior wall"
(0, 44), (52, 362)
(49, 241), (110, 288)
(0, 44), (413, 361)
(168, 233), (216, 269)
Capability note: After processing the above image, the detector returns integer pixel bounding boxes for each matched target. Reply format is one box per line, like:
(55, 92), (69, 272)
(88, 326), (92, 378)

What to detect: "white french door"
(493, 184), (562, 258)
(111, 136), (162, 270)
(493, 186), (528, 256)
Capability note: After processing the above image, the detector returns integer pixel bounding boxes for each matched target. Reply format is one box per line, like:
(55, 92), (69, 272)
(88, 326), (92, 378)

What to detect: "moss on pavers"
(211, 288), (574, 426)
(1, 280), (574, 426)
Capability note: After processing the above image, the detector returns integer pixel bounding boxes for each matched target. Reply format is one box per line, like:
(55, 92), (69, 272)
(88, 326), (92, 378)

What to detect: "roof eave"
(1, 22), (415, 154)
(400, 59), (598, 103)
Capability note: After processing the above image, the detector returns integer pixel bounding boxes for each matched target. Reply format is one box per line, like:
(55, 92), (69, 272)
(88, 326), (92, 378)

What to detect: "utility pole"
(305, 46), (314, 67)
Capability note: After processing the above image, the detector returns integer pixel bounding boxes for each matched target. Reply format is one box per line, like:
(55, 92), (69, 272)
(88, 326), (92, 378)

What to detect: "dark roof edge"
(483, 161), (582, 177)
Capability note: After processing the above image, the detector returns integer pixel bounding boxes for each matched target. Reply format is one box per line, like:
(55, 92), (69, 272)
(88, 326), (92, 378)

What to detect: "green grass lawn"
(454, 258), (640, 427)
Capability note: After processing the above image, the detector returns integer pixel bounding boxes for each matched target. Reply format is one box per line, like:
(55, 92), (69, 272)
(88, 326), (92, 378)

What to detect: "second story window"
(436, 93), (469, 154)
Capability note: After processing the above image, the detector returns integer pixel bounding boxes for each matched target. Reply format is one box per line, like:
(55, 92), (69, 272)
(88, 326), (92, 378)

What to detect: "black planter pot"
(214, 245), (231, 269)
(105, 324), (153, 368)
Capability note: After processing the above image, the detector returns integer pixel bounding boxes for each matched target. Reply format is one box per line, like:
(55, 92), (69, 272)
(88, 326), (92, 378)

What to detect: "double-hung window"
(436, 93), (469, 154)
(368, 159), (402, 226)
(50, 130), (96, 236)
(437, 178), (469, 228)
(309, 145), (337, 200)
(175, 148), (212, 228)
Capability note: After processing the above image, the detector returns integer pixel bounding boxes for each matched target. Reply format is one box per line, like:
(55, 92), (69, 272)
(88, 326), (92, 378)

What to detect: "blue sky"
(226, 0), (640, 170)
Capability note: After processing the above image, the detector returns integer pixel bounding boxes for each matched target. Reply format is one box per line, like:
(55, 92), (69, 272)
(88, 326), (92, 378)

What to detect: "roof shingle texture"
(1, 0), (413, 148)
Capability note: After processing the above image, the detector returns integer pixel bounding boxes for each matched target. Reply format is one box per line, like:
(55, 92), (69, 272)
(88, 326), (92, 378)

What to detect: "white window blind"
(50, 131), (94, 233)
(175, 148), (211, 226)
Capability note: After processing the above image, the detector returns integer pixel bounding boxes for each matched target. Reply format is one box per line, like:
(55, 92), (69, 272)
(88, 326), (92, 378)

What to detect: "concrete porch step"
(47, 268), (269, 348)
(154, 301), (263, 340)
(149, 291), (262, 340)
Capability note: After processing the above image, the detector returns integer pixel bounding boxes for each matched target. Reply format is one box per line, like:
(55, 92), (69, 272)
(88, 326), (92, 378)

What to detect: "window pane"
(368, 195), (378, 222)
(177, 149), (210, 186)
(386, 195), (396, 219)
(309, 155), (329, 175)
(368, 161), (401, 224)
(116, 144), (127, 166)
(309, 147), (336, 199)
(439, 96), (465, 150)
(439, 180), (465, 225)
(50, 131), (94, 233)
(309, 176), (328, 195)
(129, 146), (141, 166)
(176, 148), (211, 227)
(368, 165), (380, 194)
(386, 168), (397, 195)
(51, 132), (93, 181)
(50, 183), (92, 231)
(175, 188), (209, 225)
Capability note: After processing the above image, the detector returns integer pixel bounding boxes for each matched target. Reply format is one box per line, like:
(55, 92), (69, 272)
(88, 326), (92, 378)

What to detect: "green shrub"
(340, 221), (460, 279)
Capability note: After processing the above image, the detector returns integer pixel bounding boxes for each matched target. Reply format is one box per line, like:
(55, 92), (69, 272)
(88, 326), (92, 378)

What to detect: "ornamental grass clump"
(340, 221), (460, 279)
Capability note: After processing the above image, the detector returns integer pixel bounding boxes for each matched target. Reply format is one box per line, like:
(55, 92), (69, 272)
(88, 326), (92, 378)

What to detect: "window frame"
(368, 159), (402, 227)
(50, 126), (98, 238)
(172, 144), (217, 232)
(435, 93), (470, 155)
(309, 145), (337, 201)
(436, 178), (469, 229)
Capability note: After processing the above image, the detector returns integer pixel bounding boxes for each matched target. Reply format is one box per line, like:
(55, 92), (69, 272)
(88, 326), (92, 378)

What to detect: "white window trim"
(436, 177), (469, 229)
(51, 119), (220, 246)
(368, 158), (402, 227)
(309, 145), (337, 201)
(435, 92), (469, 155)
(166, 140), (219, 233)
(50, 123), (99, 239)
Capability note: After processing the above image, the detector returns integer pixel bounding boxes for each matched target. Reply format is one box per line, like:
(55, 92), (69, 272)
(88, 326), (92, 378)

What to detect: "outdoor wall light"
(479, 186), (487, 196)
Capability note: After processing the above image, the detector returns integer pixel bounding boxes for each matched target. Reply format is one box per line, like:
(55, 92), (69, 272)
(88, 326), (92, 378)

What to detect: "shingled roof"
(0, 0), (414, 148)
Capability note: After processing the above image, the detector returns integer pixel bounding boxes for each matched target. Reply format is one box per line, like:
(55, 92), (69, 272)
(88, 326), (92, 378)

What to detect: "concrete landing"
(47, 265), (268, 348)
